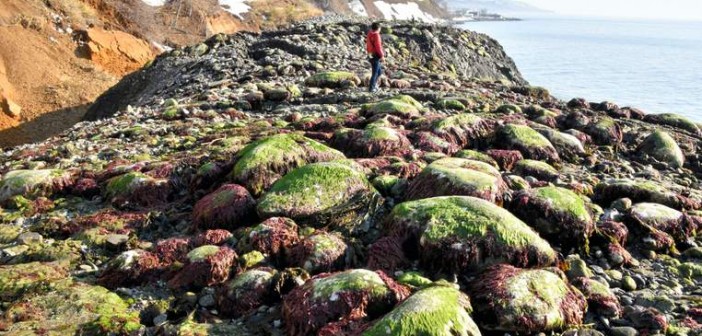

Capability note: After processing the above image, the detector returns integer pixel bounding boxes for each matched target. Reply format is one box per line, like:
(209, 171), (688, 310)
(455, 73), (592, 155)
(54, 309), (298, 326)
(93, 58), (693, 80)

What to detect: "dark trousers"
(369, 56), (382, 91)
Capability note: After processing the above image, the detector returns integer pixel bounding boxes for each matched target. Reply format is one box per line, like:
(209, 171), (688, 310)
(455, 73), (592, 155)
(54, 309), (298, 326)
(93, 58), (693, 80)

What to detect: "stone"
(1, 96), (21, 118)
(609, 326), (638, 336)
(496, 124), (560, 163)
(622, 275), (637, 291)
(16, 232), (43, 245)
(637, 130), (685, 168)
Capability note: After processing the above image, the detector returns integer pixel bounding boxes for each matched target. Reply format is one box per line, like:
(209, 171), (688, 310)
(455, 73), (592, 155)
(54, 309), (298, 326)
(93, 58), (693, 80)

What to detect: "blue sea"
(460, 17), (702, 121)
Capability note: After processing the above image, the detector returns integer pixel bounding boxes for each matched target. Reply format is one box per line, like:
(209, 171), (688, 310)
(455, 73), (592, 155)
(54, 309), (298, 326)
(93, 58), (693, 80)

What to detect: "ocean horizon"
(460, 16), (702, 121)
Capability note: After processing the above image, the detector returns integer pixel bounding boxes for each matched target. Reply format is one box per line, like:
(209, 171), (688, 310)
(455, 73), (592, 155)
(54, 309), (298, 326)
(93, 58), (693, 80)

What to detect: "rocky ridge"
(2, 18), (702, 336)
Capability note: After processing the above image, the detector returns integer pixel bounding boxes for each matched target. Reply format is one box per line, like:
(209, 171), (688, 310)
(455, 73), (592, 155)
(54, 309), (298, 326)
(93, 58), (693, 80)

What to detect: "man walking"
(366, 22), (384, 93)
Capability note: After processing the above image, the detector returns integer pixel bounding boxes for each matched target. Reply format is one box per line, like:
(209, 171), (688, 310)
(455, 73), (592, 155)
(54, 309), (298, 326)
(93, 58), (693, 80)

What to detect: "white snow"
(373, 1), (437, 23)
(349, 0), (368, 17)
(219, 0), (251, 19)
(141, 0), (166, 6)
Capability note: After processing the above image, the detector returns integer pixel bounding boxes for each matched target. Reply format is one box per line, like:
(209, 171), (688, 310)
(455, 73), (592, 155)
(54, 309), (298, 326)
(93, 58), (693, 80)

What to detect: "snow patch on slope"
(220, 0), (250, 19)
(141, 0), (166, 6)
(349, 0), (368, 17)
(373, 1), (437, 22)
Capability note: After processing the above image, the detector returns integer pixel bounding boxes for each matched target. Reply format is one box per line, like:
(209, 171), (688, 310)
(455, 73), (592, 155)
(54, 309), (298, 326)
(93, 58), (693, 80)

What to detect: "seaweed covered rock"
(594, 179), (699, 210)
(191, 184), (256, 231)
(363, 95), (424, 118)
(644, 113), (701, 135)
(330, 126), (411, 158)
(305, 71), (361, 88)
(282, 269), (409, 336)
(626, 202), (700, 249)
(104, 171), (169, 206)
(236, 217), (300, 264)
(637, 130), (685, 168)
(0, 261), (68, 301)
(454, 150), (499, 168)
(486, 149), (524, 171)
(496, 124), (560, 163)
(510, 186), (595, 251)
(405, 157), (507, 205)
(257, 161), (382, 233)
(230, 133), (345, 195)
(168, 245), (238, 289)
(2, 282), (142, 335)
(97, 249), (162, 289)
(385, 196), (557, 275)
(585, 117), (622, 146)
(535, 127), (586, 162)
(431, 113), (494, 148)
(216, 267), (277, 317)
(571, 277), (622, 317)
(470, 265), (587, 333)
(0, 169), (73, 202)
(512, 159), (559, 181)
(288, 231), (349, 274)
(363, 285), (481, 336)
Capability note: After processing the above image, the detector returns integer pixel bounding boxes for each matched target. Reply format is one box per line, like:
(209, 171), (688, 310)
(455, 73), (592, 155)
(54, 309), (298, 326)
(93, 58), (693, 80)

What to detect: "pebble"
(153, 313), (168, 325)
(622, 276), (637, 291)
(198, 294), (215, 307)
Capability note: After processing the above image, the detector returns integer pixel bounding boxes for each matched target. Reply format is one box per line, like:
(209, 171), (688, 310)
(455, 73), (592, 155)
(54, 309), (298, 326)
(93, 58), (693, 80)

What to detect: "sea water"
(461, 17), (702, 120)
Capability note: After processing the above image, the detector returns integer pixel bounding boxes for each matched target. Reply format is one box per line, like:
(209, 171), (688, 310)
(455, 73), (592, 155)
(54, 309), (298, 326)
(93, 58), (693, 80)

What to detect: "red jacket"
(366, 30), (384, 59)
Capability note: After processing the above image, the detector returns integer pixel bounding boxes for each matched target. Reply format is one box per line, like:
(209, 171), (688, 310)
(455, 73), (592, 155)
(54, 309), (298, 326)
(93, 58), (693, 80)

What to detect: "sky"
(518, 0), (702, 20)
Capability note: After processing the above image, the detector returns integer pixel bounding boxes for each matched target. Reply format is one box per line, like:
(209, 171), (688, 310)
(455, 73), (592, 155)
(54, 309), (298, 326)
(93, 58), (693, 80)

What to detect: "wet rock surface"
(2, 18), (702, 335)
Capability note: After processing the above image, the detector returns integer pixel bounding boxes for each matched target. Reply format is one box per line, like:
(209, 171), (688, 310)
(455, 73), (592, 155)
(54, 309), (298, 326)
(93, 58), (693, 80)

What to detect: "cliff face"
(85, 19), (524, 120)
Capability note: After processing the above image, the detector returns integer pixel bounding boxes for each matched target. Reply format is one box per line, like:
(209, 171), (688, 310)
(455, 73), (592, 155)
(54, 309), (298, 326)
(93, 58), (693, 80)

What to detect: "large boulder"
(257, 161), (382, 233)
(304, 71), (361, 88)
(83, 28), (156, 76)
(216, 267), (277, 317)
(363, 95), (424, 118)
(230, 133), (345, 195)
(535, 127), (586, 162)
(288, 231), (349, 274)
(637, 130), (685, 168)
(104, 171), (169, 206)
(236, 217), (300, 265)
(644, 113), (701, 135)
(593, 179), (699, 210)
(363, 285), (481, 336)
(282, 269), (409, 336)
(585, 117), (622, 146)
(512, 159), (559, 181)
(625, 202), (701, 251)
(330, 126), (412, 158)
(571, 277), (621, 318)
(470, 265), (587, 333)
(496, 124), (560, 163)
(509, 186), (595, 251)
(167, 245), (239, 289)
(385, 196), (557, 275)
(405, 157), (507, 205)
(431, 113), (494, 148)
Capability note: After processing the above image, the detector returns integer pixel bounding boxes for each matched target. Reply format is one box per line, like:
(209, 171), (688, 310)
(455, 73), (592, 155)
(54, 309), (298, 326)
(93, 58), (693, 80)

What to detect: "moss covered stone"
(496, 104), (522, 114)
(364, 285), (481, 336)
(396, 271), (433, 288)
(454, 150), (499, 168)
(571, 277), (621, 318)
(637, 130), (685, 168)
(510, 186), (594, 251)
(585, 117), (622, 146)
(594, 179), (698, 210)
(216, 267), (277, 317)
(364, 95), (424, 118)
(470, 265), (587, 333)
(0, 224), (21, 244)
(535, 127), (586, 163)
(304, 71), (361, 88)
(497, 124), (560, 163)
(405, 158), (507, 205)
(386, 196), (556, 274)
(282, 269), (407, 336)
(257, 161), (382, 232)
(330, 126), (411, 158)
(436, 98), (466, 111)
(104, 171), (168, 206)
(0, 169), (72, 202)
(231, 133), (345, 195)
(0, 261), (68, 302)
(512, 159), (559, 181)
(3, 282), (142, 335)
(432, 113), (492, 149)
(644, 113), (701, 135)
(289, 232), (349, 274)
(626, 202), (699, 247)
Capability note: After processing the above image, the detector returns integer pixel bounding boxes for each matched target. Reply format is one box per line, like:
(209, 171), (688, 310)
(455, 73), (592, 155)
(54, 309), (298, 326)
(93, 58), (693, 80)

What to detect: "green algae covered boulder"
(257, 161), (382, 233)
(496, 103), (522, 114)
(305, 71), (361, 88)
(644, 113), (701, 135)
(282, 269), (409, 336)
(637, 130), (685, 168)
(191, 184), (256, 231)
(405, 157), (507, 205)
(496, 124), (560, 163)
(571, 277), (622, 318)
(289, 231), (349, 274)
(535, 127), (586, 162)
(625, 202), (700, 250)
(104, 171), (169, 206)
(385, 196), (557, 275)
(470, 265), (587, 333)
(231, 133), (345, 195)
(2, 282), (142, 335)
(0, 261), (68, 302)
(216, 267), (277, 317)
(363, 285), (481, 336)
(364, 95), (424, 118)
(432, 113), (493, 148)
(436, 98), (467, 111)
(512, 159), (559, 181)
(454, 149), (499, 168)
(0, 169), (72, 202)
(585, 116), (623, 146)
(510, 186), (595, 251)
(594, 179), (699, 210)
(330, 126), (412, 158)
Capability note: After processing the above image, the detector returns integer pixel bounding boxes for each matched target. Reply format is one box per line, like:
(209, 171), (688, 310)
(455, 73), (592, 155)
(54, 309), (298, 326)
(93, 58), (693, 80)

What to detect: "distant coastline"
(449, 9), (521, 24)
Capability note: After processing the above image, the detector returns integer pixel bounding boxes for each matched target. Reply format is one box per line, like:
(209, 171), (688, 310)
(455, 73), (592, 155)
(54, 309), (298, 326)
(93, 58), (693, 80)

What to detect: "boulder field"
(2, 18), (702, 335)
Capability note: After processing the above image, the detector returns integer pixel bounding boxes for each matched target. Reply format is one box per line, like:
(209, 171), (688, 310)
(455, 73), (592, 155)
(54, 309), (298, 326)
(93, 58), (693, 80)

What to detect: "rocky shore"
(2, 18), (702, 335)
